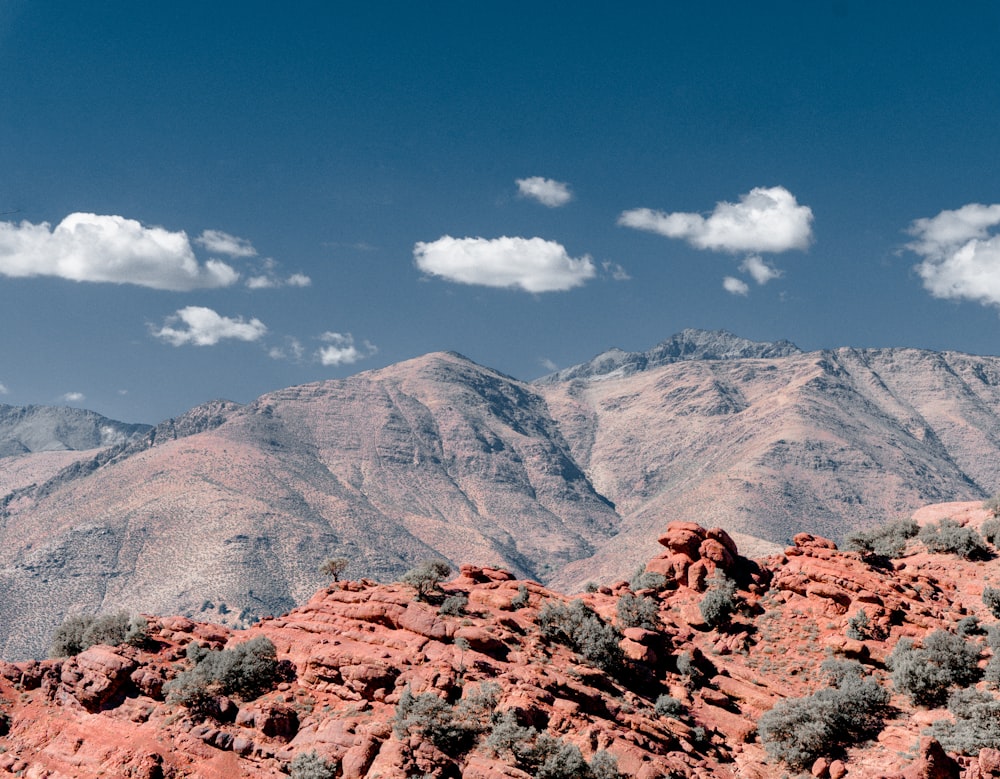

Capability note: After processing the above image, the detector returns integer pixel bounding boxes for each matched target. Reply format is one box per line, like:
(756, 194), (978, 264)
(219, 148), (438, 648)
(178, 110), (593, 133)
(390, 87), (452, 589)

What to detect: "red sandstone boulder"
(659, 522), (707, 557)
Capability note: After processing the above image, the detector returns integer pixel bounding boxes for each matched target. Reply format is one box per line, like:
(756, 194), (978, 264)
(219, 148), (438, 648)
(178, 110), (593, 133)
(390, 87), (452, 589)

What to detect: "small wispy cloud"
(315, 332), (377, 367)
(906, 203), (1000, 307)
(516, 176), (573, 208)
(60, 391), (85, 403)
(414, 235), (595, 293)
(268, 337), (306, 362)
(195, 229), (258, 258)
(244, 258), (311, 290)
(540, 358), (558, 372)
(723, 276), (750, 296)
(152, 306), (268, 347)
(619, 186), (814, 254)
(740, 254), (782, 285)
(0, 381), (8, 395)
(602, 261), (631, 281)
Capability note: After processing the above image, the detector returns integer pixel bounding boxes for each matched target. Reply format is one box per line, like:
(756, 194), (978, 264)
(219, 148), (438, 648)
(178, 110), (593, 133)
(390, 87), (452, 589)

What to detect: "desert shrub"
(585, 581), (599, 593)
(49, 611), (148, 657)
(889, 630), (981, 707)
(759, 660), (889, 769)
(438, 594), (468, 616)
(401, 559), (452, 600)
(930, 688), (1000, 754)
(846, 518), (919, 560)
(319, 557), (349, 582)
(957, 615), (985, 637)
(846, 609), (871, 640)
(984, 588), (1000, 619)
(698, 572), (737, 628)
(510, 584), (530, 610)
(394, 682), (499, 754)
(537, 599), (623, 674)
(654, 694), (685, 718)
(616, 592), (659, 630)
(289, 750), (338, 779)
(630, 566), (668, 592)
(918, 518), (990, 560)
(167, 635), (279, 716)
(983, 495), (1000, 518)
(982, 518), (1000, 545)
(487, 709), (621, 779)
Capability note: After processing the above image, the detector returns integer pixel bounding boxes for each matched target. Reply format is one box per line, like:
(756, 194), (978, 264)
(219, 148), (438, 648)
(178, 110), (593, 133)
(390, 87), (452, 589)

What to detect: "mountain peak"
(535, 329), (802, 384)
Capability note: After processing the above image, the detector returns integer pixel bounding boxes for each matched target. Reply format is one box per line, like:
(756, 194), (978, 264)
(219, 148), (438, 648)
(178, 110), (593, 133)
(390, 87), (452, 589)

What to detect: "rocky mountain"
(2, 330), (1000, 658)
(0, 502), (997, 778)
(0, 404), (150, 457)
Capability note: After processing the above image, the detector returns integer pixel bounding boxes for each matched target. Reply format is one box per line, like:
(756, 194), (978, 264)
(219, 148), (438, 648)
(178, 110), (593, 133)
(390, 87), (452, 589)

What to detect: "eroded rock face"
(0, 513), (998, 778)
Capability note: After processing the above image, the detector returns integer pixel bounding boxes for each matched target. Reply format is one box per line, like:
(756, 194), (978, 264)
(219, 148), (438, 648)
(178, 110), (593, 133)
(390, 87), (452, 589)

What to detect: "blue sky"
(2, 1), (1000, 423)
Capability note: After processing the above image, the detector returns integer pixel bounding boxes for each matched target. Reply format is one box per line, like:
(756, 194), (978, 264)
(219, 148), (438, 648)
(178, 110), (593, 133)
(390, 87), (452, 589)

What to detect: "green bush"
(888, 630), (981, 707)
(983, 495), (1000, 518)
(510, 584), (530, 610)
(930, 688), (1000, 754)
(957, 616), (985, 637)
(537, 599), (623, 674)
(698, 572), (737, 628)
(289, 750), (338, 779)
(984, 588), (1000, 619)
(438, 594), (468, 616)
(758, 660), (889, 769)
(918, 519), (990, 560)
(166, 635), (279, 716)
(630, 566), (668, 592)
(616, 592), (659, 630)
(654, 694), (685, 718)
(982, 518), (1000, 545)
(401, 559), (452, 600)
(393, 682), (499, 754)
(845, 519), (918, 560)
(49, 611), (148, 657)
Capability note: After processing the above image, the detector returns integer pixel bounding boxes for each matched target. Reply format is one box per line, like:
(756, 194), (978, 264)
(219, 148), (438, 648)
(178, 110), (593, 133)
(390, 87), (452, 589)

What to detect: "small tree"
(401, 559), (452, 600)
(319, 557), (349, 582)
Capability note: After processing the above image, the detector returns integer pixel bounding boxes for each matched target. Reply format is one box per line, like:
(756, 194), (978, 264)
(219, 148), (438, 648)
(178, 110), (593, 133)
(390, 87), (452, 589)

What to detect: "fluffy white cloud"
(516, 177), (573, 208)
(740, 254), (782, 284)
(195, 229), (258, 258)
(619, 186), (814, 254)
(414, 235), (595, 293)
(316, 332), (376, 366)
(0, 213), (239, 290)
(152, 306), (267, 346)
(723, 276), (749, 296)
(287, 273), (311, 287)
(907, 204), (1000, 306)
(60, 392), (85, 403)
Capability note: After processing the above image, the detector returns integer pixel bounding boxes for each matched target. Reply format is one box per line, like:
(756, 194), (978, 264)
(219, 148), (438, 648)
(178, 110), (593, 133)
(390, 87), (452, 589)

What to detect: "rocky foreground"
(2, 502), (1000, 778)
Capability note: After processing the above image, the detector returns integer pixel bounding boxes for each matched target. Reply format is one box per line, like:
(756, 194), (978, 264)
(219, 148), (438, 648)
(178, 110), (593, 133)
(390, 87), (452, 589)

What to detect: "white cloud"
(414, 235), (596, 293)
(740, 254), (782, 284)
(618, 186), (814, 254)
(0, 213), (239, 290)
(723, 276), (749, 296)
(287, 273), (311, 287)
(602, 261), (631, 281)
(516, 177), (573, 208)
(540, 358), (558, 372)
(0, 381), (8, 395)
(907, 203), (1000, 306)
(268, 337), (305, 362)
(316, 332), (376, 367)
(195, 229), (258, 258)
(60, 392), (85, 403)
(152, 306), (267, 347)
(246, 275), (278, 289)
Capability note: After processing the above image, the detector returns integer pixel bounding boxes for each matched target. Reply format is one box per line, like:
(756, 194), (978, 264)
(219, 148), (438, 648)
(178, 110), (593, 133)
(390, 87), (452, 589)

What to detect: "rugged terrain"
(3, 330), (1000, 658)
(1, 502), (999, 778)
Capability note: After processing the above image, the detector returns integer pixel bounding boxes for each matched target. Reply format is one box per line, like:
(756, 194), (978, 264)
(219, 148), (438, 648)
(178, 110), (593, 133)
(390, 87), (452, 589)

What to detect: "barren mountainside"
(2, 331), (1000, 659)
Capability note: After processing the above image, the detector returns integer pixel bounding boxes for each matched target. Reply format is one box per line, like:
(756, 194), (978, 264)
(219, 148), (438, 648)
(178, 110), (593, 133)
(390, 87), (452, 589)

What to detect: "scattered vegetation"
(930, 688), (1000, 754)
(616, 592), (659, 630)
(166, 636), (279, 718)
(393, 682), (499, 754)
(698, 572), (737, 628)
(918, 518), (990, 560)
(319, 557), (349, 582)
(510, 584), (530, 610)
(845, 518), (918, 560)
(758, 659), (890, 769)
(537, 599), (623, 674)
(289, 750), (338, 779)
(983, 494), (1000, 518)
(888, 630), (981, 707)
(49, 612), (149, 657)
(487, 709), (623, 779)
(400, 559), (452, 600)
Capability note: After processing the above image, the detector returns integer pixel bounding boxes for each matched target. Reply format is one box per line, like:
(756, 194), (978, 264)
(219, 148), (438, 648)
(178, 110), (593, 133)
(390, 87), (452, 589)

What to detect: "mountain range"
(1, 329), (999, 658)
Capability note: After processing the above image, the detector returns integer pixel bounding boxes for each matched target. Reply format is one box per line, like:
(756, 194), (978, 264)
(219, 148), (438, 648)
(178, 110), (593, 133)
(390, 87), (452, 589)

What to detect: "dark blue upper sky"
(2, 1), (1000, 423)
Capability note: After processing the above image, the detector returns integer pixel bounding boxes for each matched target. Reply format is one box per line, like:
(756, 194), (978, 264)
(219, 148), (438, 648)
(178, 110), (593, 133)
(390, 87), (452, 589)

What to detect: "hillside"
(2, 331), (1000, 658)
(1, 503), (999, 778)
